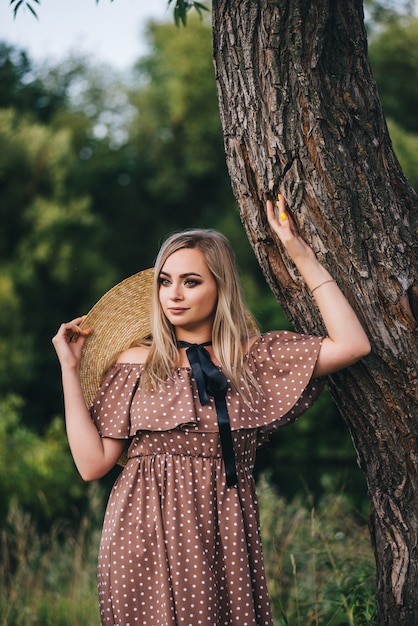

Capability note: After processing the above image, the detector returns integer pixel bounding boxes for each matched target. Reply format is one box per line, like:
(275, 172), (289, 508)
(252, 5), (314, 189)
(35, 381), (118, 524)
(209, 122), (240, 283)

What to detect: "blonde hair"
(141, 229), (259, 394)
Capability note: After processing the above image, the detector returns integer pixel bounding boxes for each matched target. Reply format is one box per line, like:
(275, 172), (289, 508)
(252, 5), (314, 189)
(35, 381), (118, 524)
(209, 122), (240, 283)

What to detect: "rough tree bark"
(212, 0), (418, 623)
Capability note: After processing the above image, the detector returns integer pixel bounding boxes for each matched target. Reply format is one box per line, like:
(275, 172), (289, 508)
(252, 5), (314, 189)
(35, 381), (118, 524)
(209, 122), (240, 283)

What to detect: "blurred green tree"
(386, 119), (418, 191)
(0, 394), (85, 525)
(0, 42), (67, 123)
(368, 17), (418, 133)
(0, 106), (115, 428)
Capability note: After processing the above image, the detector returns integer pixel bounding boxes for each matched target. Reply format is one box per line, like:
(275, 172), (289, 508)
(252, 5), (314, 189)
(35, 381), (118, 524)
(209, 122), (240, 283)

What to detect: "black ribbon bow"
(178, 340), (238, 488)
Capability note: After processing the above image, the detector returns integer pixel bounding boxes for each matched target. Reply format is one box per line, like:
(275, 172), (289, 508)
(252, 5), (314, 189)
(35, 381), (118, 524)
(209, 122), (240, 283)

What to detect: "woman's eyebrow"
(159, 271), (203, 278)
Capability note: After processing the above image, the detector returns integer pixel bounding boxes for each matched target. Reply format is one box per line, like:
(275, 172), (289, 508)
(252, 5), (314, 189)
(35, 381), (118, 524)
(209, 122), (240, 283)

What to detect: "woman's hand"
(266, 193), (330, 291)
(266, 194), (315, 264)
(52, 316), (93, 372)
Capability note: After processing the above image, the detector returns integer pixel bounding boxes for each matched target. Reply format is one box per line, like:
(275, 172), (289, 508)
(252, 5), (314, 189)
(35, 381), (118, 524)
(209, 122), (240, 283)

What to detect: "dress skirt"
(97, 430), (274, 625)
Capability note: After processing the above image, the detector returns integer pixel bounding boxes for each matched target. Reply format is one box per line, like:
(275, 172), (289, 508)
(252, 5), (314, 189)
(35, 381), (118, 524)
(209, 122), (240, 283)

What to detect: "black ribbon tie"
(178, 340), (238, 488)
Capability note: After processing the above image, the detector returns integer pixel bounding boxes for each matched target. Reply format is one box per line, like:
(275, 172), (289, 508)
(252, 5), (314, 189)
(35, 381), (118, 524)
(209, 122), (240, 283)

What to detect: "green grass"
(0, 477), (376, 626)
(0, 484), (102, 626)
(258, 476), (376, 625)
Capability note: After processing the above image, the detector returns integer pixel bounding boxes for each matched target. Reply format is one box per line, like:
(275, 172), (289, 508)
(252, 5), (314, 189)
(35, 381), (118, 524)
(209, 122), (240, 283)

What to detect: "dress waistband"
(127, 429), (257, 466)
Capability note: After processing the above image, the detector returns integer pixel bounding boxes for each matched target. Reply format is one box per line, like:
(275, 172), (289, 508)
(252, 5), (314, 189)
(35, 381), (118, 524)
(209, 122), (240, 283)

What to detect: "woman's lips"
(168, 307), (189, 314)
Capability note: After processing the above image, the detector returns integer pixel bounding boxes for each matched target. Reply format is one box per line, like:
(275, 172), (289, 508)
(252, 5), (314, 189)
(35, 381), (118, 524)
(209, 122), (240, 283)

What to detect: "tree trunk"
(212, 0), (418, 623)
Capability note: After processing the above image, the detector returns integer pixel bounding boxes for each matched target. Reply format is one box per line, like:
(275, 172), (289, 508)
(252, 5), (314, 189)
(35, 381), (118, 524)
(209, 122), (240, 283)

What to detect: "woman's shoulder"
(116, 345), (150, 364)
(244, 330), (290, 353)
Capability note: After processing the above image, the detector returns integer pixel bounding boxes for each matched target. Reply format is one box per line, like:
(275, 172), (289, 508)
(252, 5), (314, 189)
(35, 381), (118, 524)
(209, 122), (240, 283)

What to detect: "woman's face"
(159, 247), (218, 339)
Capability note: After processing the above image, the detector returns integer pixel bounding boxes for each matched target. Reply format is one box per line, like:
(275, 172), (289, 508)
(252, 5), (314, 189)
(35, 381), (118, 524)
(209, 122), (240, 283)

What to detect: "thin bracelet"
(311, 279), (335, 295)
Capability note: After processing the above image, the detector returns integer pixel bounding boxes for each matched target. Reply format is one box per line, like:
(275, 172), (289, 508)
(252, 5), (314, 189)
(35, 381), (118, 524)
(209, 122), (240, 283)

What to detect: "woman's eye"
(185, 279), (200, 287)
(159, 277), (171, 286)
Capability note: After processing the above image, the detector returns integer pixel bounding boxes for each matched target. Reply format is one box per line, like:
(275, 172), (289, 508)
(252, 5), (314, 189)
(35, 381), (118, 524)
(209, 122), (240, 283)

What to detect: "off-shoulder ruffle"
(243, 331), (324, 442)
(90, 363), (200, 438)
(90, 330), (324, 440)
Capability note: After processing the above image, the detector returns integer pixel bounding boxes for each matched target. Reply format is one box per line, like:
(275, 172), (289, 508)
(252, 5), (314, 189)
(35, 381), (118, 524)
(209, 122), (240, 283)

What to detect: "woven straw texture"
(79, 268), (154, 408)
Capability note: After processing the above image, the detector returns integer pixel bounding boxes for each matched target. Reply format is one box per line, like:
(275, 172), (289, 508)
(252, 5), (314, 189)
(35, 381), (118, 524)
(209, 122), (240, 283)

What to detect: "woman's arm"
(267, 195), (371, 378)
(52, 317), (125, 481)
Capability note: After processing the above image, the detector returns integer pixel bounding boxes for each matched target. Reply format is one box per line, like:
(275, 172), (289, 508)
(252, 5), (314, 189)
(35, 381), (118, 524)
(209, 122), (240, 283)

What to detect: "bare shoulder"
(116, 345), (150, 364)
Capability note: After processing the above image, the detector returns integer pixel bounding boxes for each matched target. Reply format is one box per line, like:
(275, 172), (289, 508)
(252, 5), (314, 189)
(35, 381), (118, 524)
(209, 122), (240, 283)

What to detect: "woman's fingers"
(276, 193), (287, 221)
(266, 195), (294, 242)
(52, 317), (92, 353)
(67, 318), (93, 343)
(266, 194), (315, 261)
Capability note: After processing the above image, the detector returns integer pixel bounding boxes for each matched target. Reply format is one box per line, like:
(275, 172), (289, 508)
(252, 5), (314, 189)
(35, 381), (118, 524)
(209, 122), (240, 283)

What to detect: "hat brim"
(79, 268), (154, 407)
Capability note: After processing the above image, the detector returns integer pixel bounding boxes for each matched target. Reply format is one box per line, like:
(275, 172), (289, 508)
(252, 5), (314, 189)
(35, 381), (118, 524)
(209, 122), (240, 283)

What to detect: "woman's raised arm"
(266, 195), (371, 378)
(52, 318), (125, 481)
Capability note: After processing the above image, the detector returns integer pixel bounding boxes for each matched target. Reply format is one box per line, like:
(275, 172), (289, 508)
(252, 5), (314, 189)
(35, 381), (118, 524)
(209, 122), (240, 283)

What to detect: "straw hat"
(78, 268), (154, 408)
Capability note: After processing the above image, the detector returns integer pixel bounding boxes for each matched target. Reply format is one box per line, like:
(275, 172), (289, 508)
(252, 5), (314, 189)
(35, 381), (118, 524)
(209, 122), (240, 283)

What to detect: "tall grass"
(258, 476), (376, 625)
(0, 477), (376, 625)
(0, 484), (102, 626)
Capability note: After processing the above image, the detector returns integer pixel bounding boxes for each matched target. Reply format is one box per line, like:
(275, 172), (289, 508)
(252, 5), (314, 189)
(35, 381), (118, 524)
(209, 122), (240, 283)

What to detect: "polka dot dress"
(90, 331), (323, 626)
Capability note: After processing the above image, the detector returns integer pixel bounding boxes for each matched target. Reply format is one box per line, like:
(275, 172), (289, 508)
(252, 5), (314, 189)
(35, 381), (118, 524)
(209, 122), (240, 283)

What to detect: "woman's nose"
(169, 283), (184, 300)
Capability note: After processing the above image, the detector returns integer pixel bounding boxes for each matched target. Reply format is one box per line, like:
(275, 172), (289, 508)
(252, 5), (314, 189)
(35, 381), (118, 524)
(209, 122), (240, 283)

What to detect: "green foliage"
(0, 394), (86, 525)
(368, 17), (418, 133)
(0, 272), (28, 394)
(0, 43), (66, 122)
(365, 0), (416, 29)
(9, 0), (39, 19)
(168, 0), (209, 27)
(387, 118), (418, 191)
(367, 15), (418, 190)
(130, 16), (225, 215)
(0, 105), (117, 428)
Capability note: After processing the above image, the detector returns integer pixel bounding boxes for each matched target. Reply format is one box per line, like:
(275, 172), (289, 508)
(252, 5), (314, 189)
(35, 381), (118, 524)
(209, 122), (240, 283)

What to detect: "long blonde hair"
(141, 229), (259, 393)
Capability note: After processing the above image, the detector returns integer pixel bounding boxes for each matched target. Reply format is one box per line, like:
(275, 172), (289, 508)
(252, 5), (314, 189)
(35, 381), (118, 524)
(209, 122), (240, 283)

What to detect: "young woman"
(52, 195), (370, 626)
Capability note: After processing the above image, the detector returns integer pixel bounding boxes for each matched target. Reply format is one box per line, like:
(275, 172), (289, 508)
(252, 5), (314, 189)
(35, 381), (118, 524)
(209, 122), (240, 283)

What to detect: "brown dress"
(90, 331), (323, 626)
